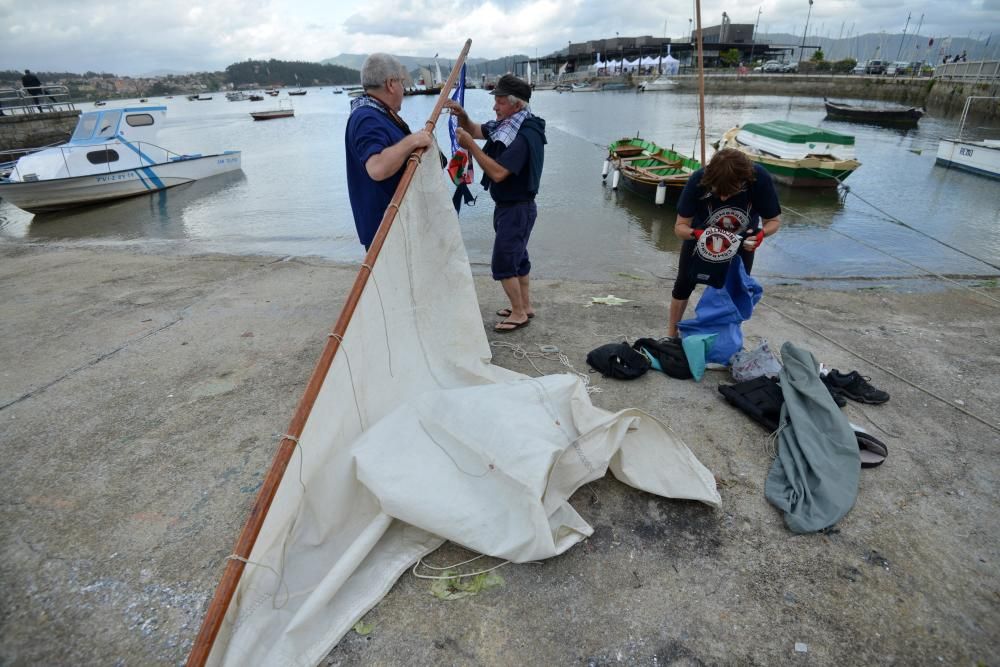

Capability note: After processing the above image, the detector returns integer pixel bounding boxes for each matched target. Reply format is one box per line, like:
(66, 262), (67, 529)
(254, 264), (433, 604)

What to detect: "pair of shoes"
(851, 424), (888, 468)
(822, 370), (889, 405)
(494, 318), (530, 333)
(496, 308), (534, 319)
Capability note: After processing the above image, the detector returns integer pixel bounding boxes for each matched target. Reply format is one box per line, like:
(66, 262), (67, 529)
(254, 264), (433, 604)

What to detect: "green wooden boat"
(606, 137), (700, 204)
(718, 121), (861, 187)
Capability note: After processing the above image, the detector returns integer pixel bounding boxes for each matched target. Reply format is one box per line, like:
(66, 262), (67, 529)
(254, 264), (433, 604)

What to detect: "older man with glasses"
(345, 53), (433, 250)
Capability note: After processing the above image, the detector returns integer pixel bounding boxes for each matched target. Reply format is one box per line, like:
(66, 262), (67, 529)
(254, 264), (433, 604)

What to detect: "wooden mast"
(186, 39), (473, 667)
(695, 0), (707, 165)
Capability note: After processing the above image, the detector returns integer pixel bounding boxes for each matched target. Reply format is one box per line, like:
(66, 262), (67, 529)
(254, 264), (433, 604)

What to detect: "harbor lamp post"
(799, 0), (814, 64)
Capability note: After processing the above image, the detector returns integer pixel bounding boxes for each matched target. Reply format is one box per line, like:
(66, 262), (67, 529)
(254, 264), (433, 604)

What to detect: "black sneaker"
(820, 378), (849, 408)
(824, 370), (889, 405)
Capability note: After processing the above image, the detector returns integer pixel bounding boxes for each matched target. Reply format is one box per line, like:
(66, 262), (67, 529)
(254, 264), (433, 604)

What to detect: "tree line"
(226, 59), (359, 86)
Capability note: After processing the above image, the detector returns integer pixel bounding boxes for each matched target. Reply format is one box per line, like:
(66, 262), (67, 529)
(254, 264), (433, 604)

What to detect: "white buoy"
(611, 169), (620, 190)
(655, 181), (666, 205)
(601, 159), (610, 179)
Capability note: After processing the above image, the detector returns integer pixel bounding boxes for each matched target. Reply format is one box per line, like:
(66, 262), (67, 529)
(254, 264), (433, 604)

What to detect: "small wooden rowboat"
(824, 98), (924, 126)
(605, 137), (700, 204)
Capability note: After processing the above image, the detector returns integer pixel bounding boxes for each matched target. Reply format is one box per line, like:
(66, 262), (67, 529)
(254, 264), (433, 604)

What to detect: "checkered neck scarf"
(349, 94), (412, 134)
(484, 108), (530, 147)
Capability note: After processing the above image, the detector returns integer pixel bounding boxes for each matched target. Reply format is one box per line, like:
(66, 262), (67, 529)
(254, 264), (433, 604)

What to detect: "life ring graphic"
(695, 228), (742, 263)
(706, 206), (751, 234)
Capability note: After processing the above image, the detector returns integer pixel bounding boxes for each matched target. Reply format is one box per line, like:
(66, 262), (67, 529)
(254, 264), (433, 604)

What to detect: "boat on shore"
(606, 137), (700, 203)
(824, 98), (924, 125)
(718, 122), (860, 187)
(935, 96), (1000, 180)
(0, 106), (241, 214)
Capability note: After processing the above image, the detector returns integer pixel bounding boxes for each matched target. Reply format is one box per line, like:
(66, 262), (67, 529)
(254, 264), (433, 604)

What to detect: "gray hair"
(505, 95), (528, 109)
(361, 53), (407, 90)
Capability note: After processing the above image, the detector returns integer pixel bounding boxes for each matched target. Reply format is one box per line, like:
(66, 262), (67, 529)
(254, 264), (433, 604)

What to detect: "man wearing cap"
(444, 74), (546, 333)
(345, 53), (434, 250)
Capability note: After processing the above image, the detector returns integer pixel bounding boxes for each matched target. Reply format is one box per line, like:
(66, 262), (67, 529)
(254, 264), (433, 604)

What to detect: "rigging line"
(755, 298), (1000, 435)
(794, 162), (1000, 273)
(842, 186), (1000, 272)
(780, 203), (1000, 307)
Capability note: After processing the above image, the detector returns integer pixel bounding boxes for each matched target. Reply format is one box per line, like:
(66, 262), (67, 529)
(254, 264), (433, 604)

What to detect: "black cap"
(490, 74), (531, 102)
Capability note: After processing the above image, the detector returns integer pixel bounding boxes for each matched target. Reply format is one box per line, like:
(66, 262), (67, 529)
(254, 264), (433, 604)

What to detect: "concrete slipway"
(0, 243), (997, 665)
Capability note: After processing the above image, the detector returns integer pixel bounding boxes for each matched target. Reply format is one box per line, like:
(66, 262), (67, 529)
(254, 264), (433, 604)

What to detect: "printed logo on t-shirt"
(694, 228), (742, 263)
(705, 206), (751, 234)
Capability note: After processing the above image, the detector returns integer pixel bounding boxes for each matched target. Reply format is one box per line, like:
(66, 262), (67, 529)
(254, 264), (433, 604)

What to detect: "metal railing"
(932, 60), (1000, 84)
(0, 85), (77, 116)
(3, 140), (191, 182)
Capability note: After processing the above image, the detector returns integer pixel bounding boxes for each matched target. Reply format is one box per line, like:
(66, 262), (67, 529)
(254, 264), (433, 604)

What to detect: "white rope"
(490, 341), (602, 394)
(411, 552), (542, 580)
(359, 262), (394, 377)
(328, 333), (366, 431)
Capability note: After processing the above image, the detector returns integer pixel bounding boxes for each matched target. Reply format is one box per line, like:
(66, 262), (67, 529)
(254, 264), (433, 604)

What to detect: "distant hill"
(324, 53), (530, 82)
(755, 32), (992, 63)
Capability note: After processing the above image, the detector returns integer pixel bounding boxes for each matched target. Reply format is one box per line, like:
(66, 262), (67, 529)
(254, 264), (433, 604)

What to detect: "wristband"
(691, 229), (703, 241)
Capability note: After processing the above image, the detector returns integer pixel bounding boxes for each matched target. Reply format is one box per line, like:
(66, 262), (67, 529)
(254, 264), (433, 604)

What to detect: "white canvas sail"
(203, 141), (720, 667)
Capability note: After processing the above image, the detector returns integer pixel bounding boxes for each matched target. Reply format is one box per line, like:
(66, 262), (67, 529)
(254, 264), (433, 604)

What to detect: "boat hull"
(824, 100), (924, 126)
(935, 138), (1000, 179)
(719, 127), (859, 187)
(251, 111), (294, 120)
(608, 138), (699, 203)
(0, 153), (242, 213)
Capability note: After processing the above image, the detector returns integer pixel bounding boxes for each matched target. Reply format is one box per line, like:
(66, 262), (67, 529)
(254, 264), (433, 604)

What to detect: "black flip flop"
(494, 318), (530, 333)
(854, 428), (888, 468)
(496, 308), (534, 319)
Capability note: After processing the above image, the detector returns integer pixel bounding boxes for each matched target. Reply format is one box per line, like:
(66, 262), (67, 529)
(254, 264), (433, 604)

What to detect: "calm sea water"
(1, 88), (997, 285)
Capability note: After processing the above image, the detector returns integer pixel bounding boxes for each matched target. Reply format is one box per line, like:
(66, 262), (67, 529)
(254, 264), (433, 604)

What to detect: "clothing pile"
(719, 342), (892, 533)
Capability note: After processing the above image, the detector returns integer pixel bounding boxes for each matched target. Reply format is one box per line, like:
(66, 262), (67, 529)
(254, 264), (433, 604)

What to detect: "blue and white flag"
(448, 63), (467, 155)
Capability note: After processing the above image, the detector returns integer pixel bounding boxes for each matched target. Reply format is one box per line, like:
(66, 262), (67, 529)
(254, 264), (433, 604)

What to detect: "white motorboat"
(935, 96), (1000, 180)
(0, 106), (242, 214)
(639, 76), (678, 91)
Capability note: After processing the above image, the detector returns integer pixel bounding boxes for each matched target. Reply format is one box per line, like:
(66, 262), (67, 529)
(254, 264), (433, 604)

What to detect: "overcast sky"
(3, 0), (997, 75)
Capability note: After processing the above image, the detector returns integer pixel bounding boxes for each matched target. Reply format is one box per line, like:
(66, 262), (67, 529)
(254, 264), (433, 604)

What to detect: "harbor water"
(1, 88), (997, 286)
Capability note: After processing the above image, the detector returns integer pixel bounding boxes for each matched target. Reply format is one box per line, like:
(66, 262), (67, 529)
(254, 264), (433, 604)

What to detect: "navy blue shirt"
(677, 163), (781, 234)
(483, 134), (534, 203)
(345, 107), (407, 247)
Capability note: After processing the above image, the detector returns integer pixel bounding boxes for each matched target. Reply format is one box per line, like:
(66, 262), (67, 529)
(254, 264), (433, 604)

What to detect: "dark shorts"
(671, 239), (755, 300)
(492, 201), (536, 280)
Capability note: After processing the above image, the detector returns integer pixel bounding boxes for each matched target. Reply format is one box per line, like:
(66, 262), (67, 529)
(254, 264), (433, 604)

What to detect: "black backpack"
(632, 337), (693, 380)
(586, 342), (651, 380)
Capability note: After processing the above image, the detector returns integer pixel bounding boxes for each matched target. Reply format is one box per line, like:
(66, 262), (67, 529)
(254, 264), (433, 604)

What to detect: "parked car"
(779, 62), (798, 73)
(758, 60), (783, 73)
(853, 61), (868, 75)
(886, 61), (910, 76)
(865, 59), (886, 75)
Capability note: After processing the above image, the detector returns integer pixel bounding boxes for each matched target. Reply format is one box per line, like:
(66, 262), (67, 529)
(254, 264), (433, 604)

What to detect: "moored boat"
(606, 137), (700, 203)
(250, 100), (294, 120)
(639, 76), (679, 92)
(935, 96), (1000, 180)
(824, 98), (924, 126)
(718, 121), (860, 187)
(0, 106), (242, 214)
(288, 89), (307, 96)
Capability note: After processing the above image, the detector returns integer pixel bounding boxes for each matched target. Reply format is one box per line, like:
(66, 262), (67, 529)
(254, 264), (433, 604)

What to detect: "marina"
(2, 87), (996, 283)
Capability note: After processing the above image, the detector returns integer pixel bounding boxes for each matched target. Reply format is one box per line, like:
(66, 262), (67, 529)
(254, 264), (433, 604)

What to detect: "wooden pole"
(186, 39), (473, 667)
(695, 0), (707, 166)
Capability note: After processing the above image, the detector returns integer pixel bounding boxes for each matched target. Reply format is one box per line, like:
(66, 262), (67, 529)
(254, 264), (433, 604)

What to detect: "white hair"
(361, 53), (407, 90)
(505, 95), (528, 109)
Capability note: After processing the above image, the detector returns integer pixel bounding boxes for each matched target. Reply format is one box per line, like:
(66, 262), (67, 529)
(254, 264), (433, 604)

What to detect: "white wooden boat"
(639, 76), (678, 91)
(718, 122), (860, 187)
(0, 106), (242, 214)
(935, 96), (1000, 180)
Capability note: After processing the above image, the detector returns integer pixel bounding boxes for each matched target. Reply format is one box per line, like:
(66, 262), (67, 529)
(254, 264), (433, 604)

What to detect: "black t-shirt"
(677, 163), (781, 234)
(677, 163), (781, 288)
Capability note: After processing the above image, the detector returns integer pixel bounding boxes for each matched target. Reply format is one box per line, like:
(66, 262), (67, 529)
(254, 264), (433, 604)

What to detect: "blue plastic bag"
(678, 256), (762, 365)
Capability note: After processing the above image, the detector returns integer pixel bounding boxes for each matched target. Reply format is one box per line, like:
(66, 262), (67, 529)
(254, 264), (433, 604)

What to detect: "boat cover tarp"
(206, 141), (721, 667)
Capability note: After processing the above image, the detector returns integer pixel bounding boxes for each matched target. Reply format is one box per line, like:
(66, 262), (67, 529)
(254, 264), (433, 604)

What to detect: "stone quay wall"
(0, 110), (80, 153)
